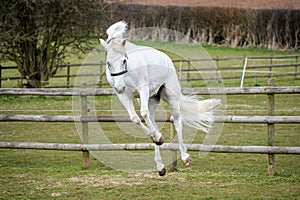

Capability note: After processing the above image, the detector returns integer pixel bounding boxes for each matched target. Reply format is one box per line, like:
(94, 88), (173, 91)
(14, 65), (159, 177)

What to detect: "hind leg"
(149, 96), (166, 174)
(154, 145), (166, 176)
(171, 104), (191, 165)
(161, 89), (191, 166)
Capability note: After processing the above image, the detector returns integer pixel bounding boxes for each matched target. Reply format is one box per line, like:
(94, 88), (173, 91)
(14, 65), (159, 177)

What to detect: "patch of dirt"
(69, 174), (146, 187)
(119, 0), (300, 9)
(68, 172), (188, 187)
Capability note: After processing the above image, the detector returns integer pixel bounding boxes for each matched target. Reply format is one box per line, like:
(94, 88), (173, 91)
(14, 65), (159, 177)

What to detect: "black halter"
(109, 53), (128, 77)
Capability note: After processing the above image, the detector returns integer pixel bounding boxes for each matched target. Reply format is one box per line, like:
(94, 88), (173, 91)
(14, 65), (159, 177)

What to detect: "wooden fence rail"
(0, 86), (299, 96)
(0, 86), (299, 175)
(1, 142), (299, 155)
(0, 115), (300, 124)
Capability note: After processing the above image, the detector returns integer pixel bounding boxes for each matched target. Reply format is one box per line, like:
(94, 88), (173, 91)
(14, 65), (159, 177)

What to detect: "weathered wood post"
(178, 61), (182, 83)
(67, 63), (71, 88)
(99, 62), (104, 88)
(267, 78), (275, 176)
(269, 55), (273, 78)
(81, 83), (90, 169)
(169, 122), (177, 172)
(0, 65), (2, 88)
(295, 55), (298, 79)
(216, 56), (219, 83)
(187, 58), (191, 82)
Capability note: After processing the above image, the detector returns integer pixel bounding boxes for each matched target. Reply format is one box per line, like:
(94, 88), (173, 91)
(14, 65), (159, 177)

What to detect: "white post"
(240, 57), (248, 88)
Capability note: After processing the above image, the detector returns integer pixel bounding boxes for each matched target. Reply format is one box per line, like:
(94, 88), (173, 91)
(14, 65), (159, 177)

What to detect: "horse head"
(100, 21), (128, 94)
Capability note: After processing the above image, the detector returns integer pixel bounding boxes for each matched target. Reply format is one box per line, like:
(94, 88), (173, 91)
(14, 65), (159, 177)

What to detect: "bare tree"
(0, 0), (105, 88)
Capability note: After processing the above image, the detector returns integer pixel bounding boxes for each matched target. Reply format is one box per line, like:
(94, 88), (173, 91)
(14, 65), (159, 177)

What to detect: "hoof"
(183, 157), (192, 167)
(158, 167), (166, 176)
(151, 135), (164, 146)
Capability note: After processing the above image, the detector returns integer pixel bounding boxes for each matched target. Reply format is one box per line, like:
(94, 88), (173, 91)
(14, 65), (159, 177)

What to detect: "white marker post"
(240, 57), (248, 88)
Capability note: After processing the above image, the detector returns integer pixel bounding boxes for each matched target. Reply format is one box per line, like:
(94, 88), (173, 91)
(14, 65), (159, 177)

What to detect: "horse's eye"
(107, 62), (111, 69)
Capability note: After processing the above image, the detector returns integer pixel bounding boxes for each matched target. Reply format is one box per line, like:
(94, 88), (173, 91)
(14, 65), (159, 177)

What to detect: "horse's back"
(125, 41), (180, 96)
(126, 41), (175, 72)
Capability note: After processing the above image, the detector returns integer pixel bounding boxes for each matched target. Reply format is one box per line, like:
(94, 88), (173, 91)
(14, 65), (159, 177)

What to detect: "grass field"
(1, 41), (300, 88)
(0, 94), (299, 199)
(0, 43), (300, 199)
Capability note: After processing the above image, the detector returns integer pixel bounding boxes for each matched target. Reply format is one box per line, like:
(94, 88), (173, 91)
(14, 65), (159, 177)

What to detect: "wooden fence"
(0, 86), (299, 176)
(174, 54), (300, 82)
(0, 54), (299, 88)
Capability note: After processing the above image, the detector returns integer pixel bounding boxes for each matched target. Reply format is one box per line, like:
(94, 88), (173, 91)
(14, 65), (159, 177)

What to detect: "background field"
(1, 41), (300, 88)
(121, 0), (300, 9)
(0, 42), (299, 199)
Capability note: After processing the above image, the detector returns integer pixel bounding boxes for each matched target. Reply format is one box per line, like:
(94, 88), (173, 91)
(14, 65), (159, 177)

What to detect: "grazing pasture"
(0, 43), (299, 199)
(1, 41), (300, 88)
(0, 94), (299, 199)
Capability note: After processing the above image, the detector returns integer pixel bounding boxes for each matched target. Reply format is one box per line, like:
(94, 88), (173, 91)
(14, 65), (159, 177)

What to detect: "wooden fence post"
(99, 62), (103, 88)
(81, 83), (90, 169)
(216, 56), (220, 83)
(267, 78), (275, 176)
(170, 122), (177, 172)
(295, 55), (298, 79)
(187, 58), (191, 82)
(67, 63), (71, 88)
(269, 55), (273, 78)
(178, 61), (183, 83)
(0, 65), (2, 88)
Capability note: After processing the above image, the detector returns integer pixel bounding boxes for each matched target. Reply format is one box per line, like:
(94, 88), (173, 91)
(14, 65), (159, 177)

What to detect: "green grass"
(0, 158), (299, 199)
(0, 43), (300, 199)
(0, 93), (299, 199)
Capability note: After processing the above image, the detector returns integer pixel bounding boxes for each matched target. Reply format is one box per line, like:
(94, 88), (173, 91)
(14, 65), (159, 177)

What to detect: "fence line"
(0, 86), (299, 96)
(0, 115), (299, 124)
(0, 54), (299, 88)
(0, 86), (299, 175)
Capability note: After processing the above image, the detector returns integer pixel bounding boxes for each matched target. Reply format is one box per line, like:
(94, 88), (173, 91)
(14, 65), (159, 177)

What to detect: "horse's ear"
(122, 39), (126, 46)
(99, 39), (107, 50)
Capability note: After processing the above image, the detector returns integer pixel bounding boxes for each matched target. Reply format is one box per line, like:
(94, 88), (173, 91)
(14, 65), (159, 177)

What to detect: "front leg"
(117, 93), (151, 136)
(138, 88), (164, 145)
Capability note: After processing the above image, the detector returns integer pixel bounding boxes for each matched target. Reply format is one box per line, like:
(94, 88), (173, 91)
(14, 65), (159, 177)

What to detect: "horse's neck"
(125, 41), (154, 55)
(124, 41), (137, 51)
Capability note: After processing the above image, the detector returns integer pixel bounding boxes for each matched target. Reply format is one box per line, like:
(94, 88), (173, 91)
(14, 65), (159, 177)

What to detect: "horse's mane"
(106, 21), (127, 41)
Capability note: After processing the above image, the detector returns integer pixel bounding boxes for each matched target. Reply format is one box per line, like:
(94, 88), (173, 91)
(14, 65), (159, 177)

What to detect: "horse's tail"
(179, 94), (221, 133)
